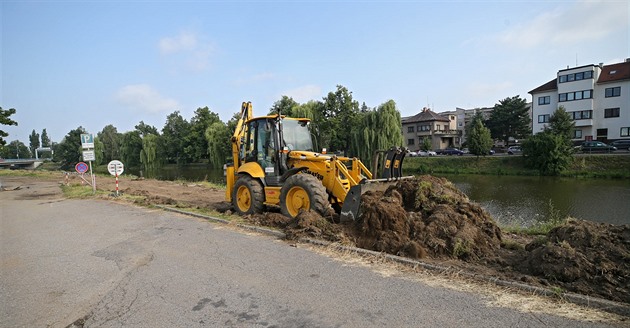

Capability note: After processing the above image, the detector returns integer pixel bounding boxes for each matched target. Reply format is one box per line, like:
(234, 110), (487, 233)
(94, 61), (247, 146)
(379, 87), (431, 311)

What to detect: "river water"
(135, 165), (630, 227)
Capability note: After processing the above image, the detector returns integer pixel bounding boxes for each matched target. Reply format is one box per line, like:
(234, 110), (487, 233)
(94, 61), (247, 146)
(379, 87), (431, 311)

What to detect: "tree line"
(1, 90), (576, 176)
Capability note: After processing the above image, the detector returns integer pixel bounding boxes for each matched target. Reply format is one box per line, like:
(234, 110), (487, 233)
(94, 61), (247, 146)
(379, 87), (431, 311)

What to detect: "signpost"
(80, 133), (96, 193)
(108, 160), (124, 196)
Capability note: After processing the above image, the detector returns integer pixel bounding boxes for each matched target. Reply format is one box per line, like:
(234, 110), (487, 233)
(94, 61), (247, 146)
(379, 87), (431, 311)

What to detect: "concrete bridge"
(0, 159), (45, 170)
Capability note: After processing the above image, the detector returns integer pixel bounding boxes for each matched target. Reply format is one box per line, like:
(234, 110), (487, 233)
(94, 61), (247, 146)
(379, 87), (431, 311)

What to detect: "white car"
(418, 150), (437, 157)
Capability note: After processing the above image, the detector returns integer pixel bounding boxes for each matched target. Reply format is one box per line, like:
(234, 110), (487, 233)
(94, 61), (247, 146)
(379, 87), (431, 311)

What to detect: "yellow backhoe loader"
(225, 102), (410, 222)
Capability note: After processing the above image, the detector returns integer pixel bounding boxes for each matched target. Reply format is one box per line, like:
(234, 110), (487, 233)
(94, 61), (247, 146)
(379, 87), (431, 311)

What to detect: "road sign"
(75, 162), (89, 174)
(82, 150), (95, 161)
(81, 134), (94, 149)
(107, 160), (124, 176)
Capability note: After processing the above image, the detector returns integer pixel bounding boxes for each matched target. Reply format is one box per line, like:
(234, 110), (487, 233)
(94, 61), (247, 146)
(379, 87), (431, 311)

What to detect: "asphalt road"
(0, 178), (617, 328)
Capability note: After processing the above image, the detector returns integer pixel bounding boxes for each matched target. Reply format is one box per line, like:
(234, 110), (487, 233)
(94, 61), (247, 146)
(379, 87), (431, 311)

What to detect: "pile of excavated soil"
(512, 219), (630, 303)
(241, 175), (629, 304)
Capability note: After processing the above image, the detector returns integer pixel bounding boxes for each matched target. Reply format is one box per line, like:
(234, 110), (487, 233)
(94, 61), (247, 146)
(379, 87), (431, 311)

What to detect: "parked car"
(441, 148), (464, 156)
(418, 150), (437, 156)
(610, 140), (630, 151)
(407, 151), (418, 157)
(507, 146), (522, 155)
(580, 141), (616, 153)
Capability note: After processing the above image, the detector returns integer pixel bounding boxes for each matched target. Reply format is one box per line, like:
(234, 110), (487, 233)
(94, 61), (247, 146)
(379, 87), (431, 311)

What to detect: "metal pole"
(89, 161), (95, 194)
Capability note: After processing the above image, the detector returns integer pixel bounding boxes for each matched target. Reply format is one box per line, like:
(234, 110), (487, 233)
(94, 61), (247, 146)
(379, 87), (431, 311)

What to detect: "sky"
(2, 0), (629, 145)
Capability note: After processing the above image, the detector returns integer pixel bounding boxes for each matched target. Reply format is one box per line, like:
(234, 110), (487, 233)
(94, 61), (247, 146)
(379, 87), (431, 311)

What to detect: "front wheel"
(280, 174), (330, 219)
(232, 175), (264, 215)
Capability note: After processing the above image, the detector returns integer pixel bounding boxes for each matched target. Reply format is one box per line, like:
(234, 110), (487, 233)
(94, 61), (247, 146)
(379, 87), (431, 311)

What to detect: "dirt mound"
(353, 176), (502, 260)
(515, 219), (630, 303)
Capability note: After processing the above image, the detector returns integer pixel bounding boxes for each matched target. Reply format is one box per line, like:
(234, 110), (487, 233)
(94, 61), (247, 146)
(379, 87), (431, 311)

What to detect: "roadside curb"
(157, 205), (630, 317)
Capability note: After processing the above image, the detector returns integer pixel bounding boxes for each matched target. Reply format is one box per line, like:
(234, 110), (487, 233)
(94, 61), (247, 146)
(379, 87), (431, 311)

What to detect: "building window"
(538, 114), (550, 123)
(597, 128), (608, 138)
(407, 138), (415, 145)
(538, 96), (550, 105)
(621, 127), (630, 137)
(605, 87), (621, 97)
(604, 107), (620, 118)
(559, 90), (593, 102)
(573, 130), (582, 139)
(570, 110), (592, 120)
(420, 125), (431, 131)
(407, 126), (414, 133)
(558, 70), (594, 83)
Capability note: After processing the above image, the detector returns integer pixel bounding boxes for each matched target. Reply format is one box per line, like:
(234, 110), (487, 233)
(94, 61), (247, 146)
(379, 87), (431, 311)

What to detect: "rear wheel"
(232, 175), (264, 215)
(280, 174), (329, 218)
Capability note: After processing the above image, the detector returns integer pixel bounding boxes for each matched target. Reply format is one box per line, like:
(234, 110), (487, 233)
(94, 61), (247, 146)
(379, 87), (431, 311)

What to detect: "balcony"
(417, 129), (461, 137)
(574, 119), (593, 127)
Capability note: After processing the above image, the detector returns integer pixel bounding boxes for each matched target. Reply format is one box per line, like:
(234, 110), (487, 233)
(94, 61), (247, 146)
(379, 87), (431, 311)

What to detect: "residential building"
(529, 59), (630, 143)
(401, 107), (460, 151)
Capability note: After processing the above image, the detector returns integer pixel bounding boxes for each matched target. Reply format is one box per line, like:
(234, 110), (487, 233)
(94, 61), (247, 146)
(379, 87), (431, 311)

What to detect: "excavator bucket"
(340, 147), (411, 223)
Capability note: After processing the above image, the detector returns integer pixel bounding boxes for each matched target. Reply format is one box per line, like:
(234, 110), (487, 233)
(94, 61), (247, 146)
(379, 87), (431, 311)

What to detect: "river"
(134, 165), (630, 227)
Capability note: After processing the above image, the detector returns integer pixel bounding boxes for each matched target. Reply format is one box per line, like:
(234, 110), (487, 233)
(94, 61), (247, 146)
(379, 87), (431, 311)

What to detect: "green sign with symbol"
(81, 134), (94, 149)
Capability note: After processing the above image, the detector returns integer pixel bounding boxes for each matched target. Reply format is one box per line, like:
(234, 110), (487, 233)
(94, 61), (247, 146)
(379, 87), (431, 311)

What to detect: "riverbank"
(404, 154), (630, 179)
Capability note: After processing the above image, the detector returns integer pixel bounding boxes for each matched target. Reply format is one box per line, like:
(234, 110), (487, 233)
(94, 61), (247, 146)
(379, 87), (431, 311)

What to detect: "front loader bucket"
(339, 177), (412, 223)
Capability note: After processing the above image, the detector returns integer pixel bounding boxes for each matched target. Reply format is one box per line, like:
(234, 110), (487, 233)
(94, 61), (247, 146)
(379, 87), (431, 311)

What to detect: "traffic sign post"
(108, 160), (124, 196)
(81, 133), (96, 194)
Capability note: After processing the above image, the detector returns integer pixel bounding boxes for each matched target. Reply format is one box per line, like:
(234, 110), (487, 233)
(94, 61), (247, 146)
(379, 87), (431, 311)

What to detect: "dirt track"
(12, 172), (630, 307)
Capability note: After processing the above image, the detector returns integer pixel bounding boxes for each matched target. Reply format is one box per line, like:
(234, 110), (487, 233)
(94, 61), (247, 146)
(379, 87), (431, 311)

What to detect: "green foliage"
(487, 96), (531, 146)
(322, 85), (360, 155)
(29, 129), (40, 157)
(93, 136), (104, 165)
(421, 137), (432, 152)
(135, 121), (159, 137)
(119, 131), (143, 168)
(522, 131), (573, 176)
(467, 117), (493, 156)
(161, 111), (191, 164)
(268, 96), (299, 116)
(522, 107), (575, 176)
(140, 134), (161, 174)
(185, 107), (221, 162)
(350, 100), (403, 169)
(40, 129), (51, 147)
(205, 120), (232, 168)
(0, 106), (18, 147)
(54, 126), (86, 169)
(97, 124), (121, 163)
(0, 140), (29, 159)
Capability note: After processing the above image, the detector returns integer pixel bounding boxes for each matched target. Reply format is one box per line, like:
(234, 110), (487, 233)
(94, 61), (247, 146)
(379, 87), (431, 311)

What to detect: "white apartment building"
(529, 59), (630, 143)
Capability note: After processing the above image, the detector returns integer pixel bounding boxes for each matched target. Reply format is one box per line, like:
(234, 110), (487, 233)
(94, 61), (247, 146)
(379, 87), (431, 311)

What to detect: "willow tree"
(140, 134), (160, 175)
(205, 121), (230, 168)
(350, 100), (403, 172)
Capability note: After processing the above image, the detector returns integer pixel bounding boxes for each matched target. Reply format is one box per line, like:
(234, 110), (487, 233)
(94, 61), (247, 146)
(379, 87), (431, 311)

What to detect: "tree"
(322, 85), (360, 154)
(162, 111), (191, 164)
(140, 134), (161, 176)
(29, 129), (40, 157)
(421, 137), (432, 152)
(135, 121), (159, 137)
(0, 140), (29, 159)
(185, 107), (221, 162)
(487, 96), (531, 146)
(350, 100), (403, 170)
(41, 129), (51, 147)
(467, 116), (493, 156)
(0, 107), (18, 146)
(98, 124), (121, 163)
(269, 96), (299, 116)
(522, 107), (575, 176)
(54, 127), (86, 169)
(119, 131), (143, 168)
(92, 136), (104, 165)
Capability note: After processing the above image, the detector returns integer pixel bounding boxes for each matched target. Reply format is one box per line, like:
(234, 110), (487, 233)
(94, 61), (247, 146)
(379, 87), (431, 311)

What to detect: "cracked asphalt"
(0, 177), (618, 327)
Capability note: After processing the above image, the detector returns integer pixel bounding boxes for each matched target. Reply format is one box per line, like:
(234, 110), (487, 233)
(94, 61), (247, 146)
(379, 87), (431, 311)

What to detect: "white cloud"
(159, 31), (197, 54)
(498, 1), (628, 49)
(158, 31), (215, 71)
(281, 85), (322, 103)
(115, 84), (179, 113)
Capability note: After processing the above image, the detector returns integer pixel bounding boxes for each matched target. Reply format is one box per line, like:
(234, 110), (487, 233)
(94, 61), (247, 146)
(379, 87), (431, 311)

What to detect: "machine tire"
(232, 175), (264, 215)
(280, 174), (329, 219)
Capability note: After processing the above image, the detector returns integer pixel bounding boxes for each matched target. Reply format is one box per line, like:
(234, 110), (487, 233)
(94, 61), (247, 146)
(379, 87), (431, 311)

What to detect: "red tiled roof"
(529, 78), (557, 94)
(598, 61), (630, 84)
(402, 108), (450, 123)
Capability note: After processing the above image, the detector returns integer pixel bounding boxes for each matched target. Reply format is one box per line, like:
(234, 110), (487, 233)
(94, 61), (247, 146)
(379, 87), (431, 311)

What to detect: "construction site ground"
(3, 171), (628, 317)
